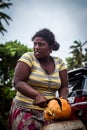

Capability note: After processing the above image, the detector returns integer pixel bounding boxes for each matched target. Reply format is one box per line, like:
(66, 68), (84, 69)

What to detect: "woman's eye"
(39, 42), (44, 46)
(34, 42), (37, 46)
(34, 42), (45, 47)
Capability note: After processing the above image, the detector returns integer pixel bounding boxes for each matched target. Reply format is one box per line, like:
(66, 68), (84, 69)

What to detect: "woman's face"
(33, 37), (52, 59)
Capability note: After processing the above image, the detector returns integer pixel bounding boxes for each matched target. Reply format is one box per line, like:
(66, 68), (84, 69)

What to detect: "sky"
(0, 0), (87, 62)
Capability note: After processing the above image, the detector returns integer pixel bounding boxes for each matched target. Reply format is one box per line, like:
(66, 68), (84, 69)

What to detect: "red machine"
(68, 67), (87, 128)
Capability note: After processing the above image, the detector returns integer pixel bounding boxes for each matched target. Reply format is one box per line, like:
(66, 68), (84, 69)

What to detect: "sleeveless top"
(14, 52), (67, 110)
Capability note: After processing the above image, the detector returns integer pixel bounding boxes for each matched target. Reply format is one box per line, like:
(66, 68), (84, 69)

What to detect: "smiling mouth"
(35, 51), (40, 54)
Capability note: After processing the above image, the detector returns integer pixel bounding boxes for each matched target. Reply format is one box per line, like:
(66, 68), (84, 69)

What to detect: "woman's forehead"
(33, 37), (47, 43)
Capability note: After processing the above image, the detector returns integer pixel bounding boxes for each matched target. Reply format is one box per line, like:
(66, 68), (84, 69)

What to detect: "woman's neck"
(38, 56), (52, 65)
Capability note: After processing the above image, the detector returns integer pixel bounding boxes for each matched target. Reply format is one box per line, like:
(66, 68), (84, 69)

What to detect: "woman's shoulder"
(20, 52), (35, 59)
(52, 55), (63, 63)
(52, 56), (67, 70)
(22, 52), (34, 57)
(18, 52), (35, 67)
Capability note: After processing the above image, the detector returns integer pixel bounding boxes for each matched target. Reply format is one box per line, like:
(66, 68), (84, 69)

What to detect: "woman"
(8, 28), (69, 130)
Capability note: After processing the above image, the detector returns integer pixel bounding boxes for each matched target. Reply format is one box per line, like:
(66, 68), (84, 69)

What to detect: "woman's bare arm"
(58, 69), (69, 99)
(14, 62), (47, 107)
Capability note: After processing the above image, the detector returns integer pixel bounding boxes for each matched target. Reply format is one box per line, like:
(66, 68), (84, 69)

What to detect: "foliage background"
(0, 41), (33, 130)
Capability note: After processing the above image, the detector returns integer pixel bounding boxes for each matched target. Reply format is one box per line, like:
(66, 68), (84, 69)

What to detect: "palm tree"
(0, 0), (12, 35)
(70, 40), (87, 68)
(84, 48), (87, 66)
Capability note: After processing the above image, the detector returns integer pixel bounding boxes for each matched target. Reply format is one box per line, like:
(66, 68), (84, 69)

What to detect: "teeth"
(35, 52), (39, 54)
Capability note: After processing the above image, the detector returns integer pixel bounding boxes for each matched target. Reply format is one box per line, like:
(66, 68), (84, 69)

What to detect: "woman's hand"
(59, 69), (69, 100)
(33, 94), (47, 108)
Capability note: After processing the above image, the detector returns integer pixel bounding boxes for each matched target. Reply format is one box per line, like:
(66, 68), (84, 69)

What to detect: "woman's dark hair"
(32, 28), (60, 51)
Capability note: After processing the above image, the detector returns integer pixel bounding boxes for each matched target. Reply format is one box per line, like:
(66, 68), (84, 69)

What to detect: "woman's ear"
(50, 50), (52, 53)
(50, 45), (54, 52)
(49, 47), (53, 53)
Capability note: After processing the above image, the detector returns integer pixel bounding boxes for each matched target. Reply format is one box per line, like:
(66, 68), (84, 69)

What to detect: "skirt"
(8, 102), (50, 130)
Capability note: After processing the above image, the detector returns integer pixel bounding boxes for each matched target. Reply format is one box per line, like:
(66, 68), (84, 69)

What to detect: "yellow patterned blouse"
(14, 52), (67, 110)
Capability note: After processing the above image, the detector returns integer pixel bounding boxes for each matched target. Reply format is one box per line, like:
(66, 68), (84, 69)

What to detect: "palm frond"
(0, 11), (12, 25)
(0, 20), (7, 35)
(83, 41), (87, 46)
(0, 26), (7, 35)
(0, 1), (12, 9)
